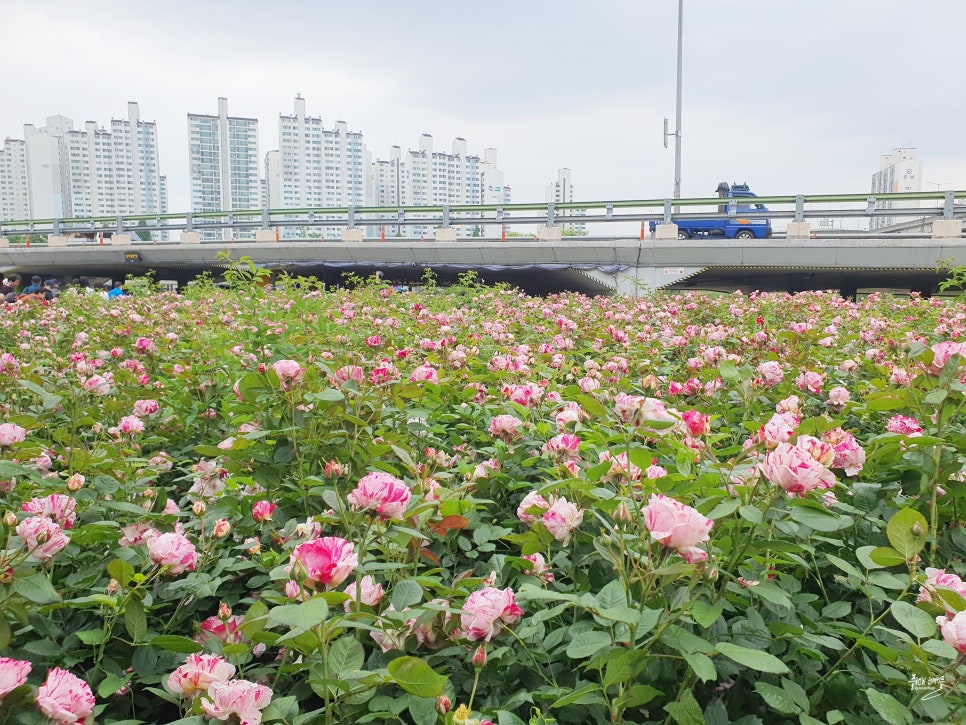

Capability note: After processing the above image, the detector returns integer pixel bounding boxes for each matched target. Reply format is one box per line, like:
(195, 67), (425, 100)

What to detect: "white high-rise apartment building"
(367, 136), (506, 238)
(871, 147), (922, 230)
(188, 97), (260, 239)
(0, 103), (166, 231)
(546, 168), (586, 235)
(265, 96), (365, 238)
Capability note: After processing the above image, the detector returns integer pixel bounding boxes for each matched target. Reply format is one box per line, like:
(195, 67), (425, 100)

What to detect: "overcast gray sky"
(6, 0), (965, 212)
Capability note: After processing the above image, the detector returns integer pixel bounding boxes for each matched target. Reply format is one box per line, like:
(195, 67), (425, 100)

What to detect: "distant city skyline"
(4, 0), (965, 217)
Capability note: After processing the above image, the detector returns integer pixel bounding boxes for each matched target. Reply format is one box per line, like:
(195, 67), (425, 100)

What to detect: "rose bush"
(0, 276), (962, 724)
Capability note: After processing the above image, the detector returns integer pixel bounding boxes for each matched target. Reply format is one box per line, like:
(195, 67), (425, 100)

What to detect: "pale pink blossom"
(598, 451), (642, 483)
(196, 615), (246, 646)
(272, 359), (305, 389)
(82, 374), (112, 396)
(522, 553), (554, 582)
(289, 536), (358, 590)
(646, 460), (668, 479)
(0, 423), (26, 447)
(343, 575), (385, 611)
(460, 586), (524, 642)
(132, 399), (159, 417)
(167, 653), (236, 698)
(541, 433), (581, 461)
(22, 494), (77, 529)
(795, 435), (835, 467)
(201, 679), (273, 725)
(118, 521), (160, 547)
(936, 610), (966, 654)
(542, 497), (584, 543)
(761, 412), (799, 448)
(917, 568), (966, 612)
(776, 395), (801, 415)
(0, 657), (31, 699)
(613, 394), (679, 433)
(149, 532), (199, 575)
(761, 443), (837, 497)
(887, 415), (924, 437)
(795, 370), (824, 394)
(410, 365), (439, 384)
(826, 386), (850, 407)
(488, 414), (524, 443)
(347, 472), (411, 519)
(36, 668), (95, 724)
(16, 516), (69, 561)
(756, 361), (784, 386)
(928, 341), (966, 375)
(117, 415), (145, 434)
(517, 491), (550, 524)
(641, 493), (713, 562)
(821, 427), (866, 476)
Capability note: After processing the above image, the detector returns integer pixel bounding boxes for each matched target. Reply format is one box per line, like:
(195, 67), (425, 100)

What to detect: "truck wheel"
(677, 230), (690, 240)
(735, 230), (755, 239)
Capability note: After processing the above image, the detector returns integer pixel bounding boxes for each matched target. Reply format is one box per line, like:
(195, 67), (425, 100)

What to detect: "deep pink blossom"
(347, 472), (411, 519)
(252, 500), (276, 523)
(149, 532), (198, 575)
(16, 516), (69, 561)
(289, 536), (358, 590)
(542, 497), (583, 543)
(36, 668), (95, 724)
(22, 494), (77, 529)
(762, 443), (837, 497)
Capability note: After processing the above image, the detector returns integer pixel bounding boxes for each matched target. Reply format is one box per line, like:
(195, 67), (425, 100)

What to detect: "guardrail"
(1, 190), (964, 239)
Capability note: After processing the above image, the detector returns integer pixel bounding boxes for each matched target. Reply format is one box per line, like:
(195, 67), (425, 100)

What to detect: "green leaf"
(924, 389), (948, 405)
(14, 573), (62, 604)
(328, 636), (365, 677)
(125, 599), (148, 643)
(107, 558), (136, 587)
(306, 388), (346, 403)
(855, 545), (886, 570)
(269, 597), (329, 630)
(566, 630), (613, 659)
(664, 689), (704, 725)
(754, 682), (801, 714)
(691, 600), (723, 629)
(706, 498), (740, 520)
(150, 635), (203, 654)
(615, 685), (662, 709)
(385, 656), (446, 698)
(825, 554), (863, 579)
(889, 601), (937, 638)
(738, 505), (763, 524)
(75, 628), (106, 645)
(821, 601), (852, 619)
(715, 642), (790, 674)
(596, 606), (641, 626)
(788, 505), (853, 532)
(97, 672), (132, 699)
(863, 689), (912, 725)
(868, 546), (906, 567)
(886, 508), (928, 559)
(550, 684), (606, 708)
(682, 650), (717, 683)
(602, 649), (647, 688)
(390, 579), (423, 611)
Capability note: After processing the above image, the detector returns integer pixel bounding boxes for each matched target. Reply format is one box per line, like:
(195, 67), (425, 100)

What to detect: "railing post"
(53, 218), (61, 235)
(794, 195), (805, 223)
(663, 199), (673, 224)
(262, 208), (270, 229)
(866, 196), (877, 216)
(944, 190), (956, 220)
(726, 199), (737, 217)
(605, 204), (613, 220)
(347, 206), (356, 229)
(442, 205), (450, 228)
(185, 212), (193, 232)
(496, 206), (504, 223)
(116, 215), (124, 233)
(547, 202), (556, 227)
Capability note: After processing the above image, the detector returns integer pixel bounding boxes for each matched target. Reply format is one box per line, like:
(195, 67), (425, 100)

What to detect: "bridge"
(1, 190), (964, 295)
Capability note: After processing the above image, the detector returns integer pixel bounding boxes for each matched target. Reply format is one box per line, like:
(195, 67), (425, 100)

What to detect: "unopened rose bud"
(435, 695), (452, 715)
(2, 511), (17, 527)
(105, 579), (120, 595)
(192, 500), (207, 516)
(911, 522), (925, 536)
(244, 537), (261, 555)
(66, 473), (85, 491)
(218, 602), (232, 621)
(212, 518), (231, 538)
(0, 567), (14, 585)
(472, 645), (487, 669)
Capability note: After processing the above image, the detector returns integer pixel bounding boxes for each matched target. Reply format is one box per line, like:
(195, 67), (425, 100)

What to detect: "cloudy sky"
(6, 0), (965, 212)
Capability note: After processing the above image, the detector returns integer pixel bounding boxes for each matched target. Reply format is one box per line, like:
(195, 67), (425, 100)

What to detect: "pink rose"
(289, 536), (358, 590)
(761, 412), (798, 448)
(343, 575), (384, 611)
(36, 668), (95, 724)
(936, 610), (966, 654)
(460, 586), (523, 642)
(612, 394), (679, 433)
(272, 359), (305, 389)
(488, 414), (524, 443)
(681, 409), (711, 437)
(541, 433), (581, 461)
(201, 679), (273, 725)
(134, 337), (156, 354)
(82, 374), (111, 396)
(542, 497), (584, 543)
(16, 516), (69, 561)
(795, 435), (835, 467)
(22, 494), (77, 529)
(826, 386), (850, 407)
(347, 472), (411, 520)
(756, 361), (784, 386)
(641, 493), (713, 562)
(598, 451), (642, 483)
(522, 553), (554, 582)
(795, 370), (824, 394)
(928, 341), (966, 375)
(761, 443), (837, 497)
(149, 532), (199, 575)
(132, 399), (159, 417)
(196, 615), (246, 646)
(918, 568), (966, 612)
(0, 657), (31, 699)
(0, 423), (26, 447)
(252, 500), (276, 523)
(517, 491), (550, 524)
(167, 653), (236, 698)
(887, 415), (923, 437)
(118, 521), (160, 547)
(410, 365), (439, 384)
(118, 415), (145, 435)
(821, 427), (866, 476)
(333, 365), (364, 385)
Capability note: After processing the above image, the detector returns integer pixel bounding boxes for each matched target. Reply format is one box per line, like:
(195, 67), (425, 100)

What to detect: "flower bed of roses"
(0, 280), (964, 725)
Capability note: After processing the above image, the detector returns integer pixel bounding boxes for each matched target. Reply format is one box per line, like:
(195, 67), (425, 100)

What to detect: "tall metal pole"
(673, 0), (683, 199)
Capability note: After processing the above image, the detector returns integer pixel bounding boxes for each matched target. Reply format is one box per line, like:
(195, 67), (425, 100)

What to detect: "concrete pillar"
(48, 235), (68, 247)
(254, 229), (276, 242)
(537, 225), (562, 242)
(181, 232), (201, 244)
(110, 234), (132, 246)
(933, 219), (963, 238)
(654, 223), (679, 240)
(434, 227), (457, 242)
(341, 228), (364, 242)
(0, 238), (8, 248)
(786, 222), (812, 239)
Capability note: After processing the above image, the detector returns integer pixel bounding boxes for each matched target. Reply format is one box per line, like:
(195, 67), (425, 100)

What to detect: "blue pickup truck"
(650, 182), (772, 240)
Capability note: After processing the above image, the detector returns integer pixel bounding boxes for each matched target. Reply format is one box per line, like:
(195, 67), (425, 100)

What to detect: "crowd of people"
(1, 274), (125, 304)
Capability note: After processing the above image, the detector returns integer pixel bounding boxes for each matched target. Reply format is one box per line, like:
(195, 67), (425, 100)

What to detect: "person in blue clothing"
(21, 275), (44, 295)
(107, 281), (125, 299)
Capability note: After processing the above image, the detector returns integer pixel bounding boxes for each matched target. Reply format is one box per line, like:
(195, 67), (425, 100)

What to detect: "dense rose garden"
(0, 270), (964, 725)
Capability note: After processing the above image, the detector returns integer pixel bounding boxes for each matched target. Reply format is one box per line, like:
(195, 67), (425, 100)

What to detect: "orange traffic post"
(501, 224), (506, 242)
(381, 226), (386, 242)
(640, 222), (646, 241)
(275, 227), (280, 242)
(98, 233), (103, 246)
(25, 235), (30, 248)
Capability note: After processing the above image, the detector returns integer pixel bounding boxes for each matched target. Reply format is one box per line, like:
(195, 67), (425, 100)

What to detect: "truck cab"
(651, 182), (772, 240)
